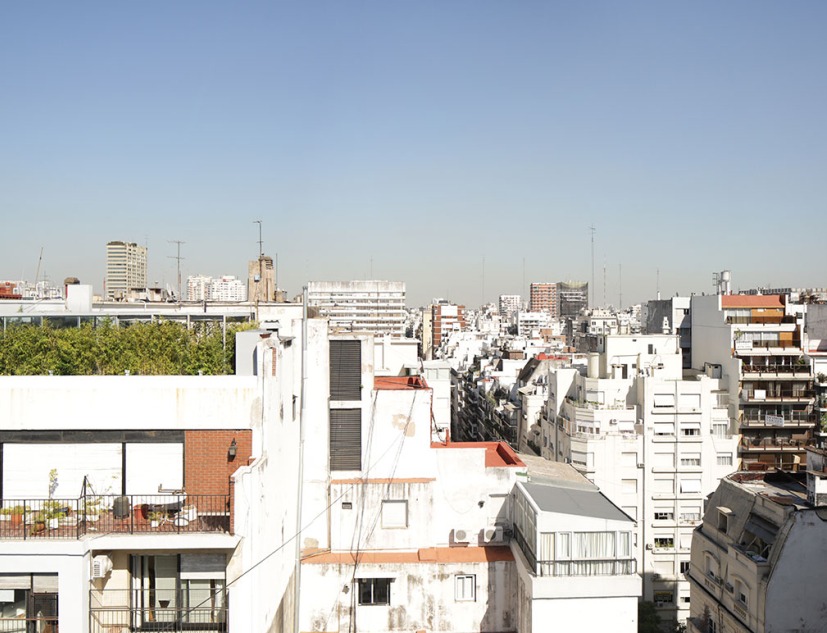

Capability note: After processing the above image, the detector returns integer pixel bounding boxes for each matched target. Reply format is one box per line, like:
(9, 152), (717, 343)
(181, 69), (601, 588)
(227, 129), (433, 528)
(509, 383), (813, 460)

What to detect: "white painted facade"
(546, 334), (739, 623)
(307, 280), (407, 337)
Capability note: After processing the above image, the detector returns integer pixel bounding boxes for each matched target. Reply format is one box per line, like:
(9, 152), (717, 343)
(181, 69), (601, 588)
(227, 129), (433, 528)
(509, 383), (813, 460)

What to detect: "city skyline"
(1, 2), (825, 307)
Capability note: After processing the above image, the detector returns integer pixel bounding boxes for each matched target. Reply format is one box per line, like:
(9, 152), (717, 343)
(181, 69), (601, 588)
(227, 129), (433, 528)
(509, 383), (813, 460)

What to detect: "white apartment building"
(307, 280), (407, 337)
(499, 294), (521, 320)
(0, 309), (305, 632)
(691, 293), (814, 470)
(187, 275), (247, 302)
(545, 334), (739, 623)
(517, 311), (552, 337)
(105, 241), (147, 300)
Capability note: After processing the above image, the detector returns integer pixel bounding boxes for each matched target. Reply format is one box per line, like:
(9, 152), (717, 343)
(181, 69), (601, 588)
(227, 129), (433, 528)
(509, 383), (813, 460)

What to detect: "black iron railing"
(0, 493), (230, 540)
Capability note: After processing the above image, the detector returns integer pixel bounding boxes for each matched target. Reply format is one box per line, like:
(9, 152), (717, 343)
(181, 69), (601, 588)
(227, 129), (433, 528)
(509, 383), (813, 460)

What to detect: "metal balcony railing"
(0, 494), (230, 540)
(89, 607), (227, 632)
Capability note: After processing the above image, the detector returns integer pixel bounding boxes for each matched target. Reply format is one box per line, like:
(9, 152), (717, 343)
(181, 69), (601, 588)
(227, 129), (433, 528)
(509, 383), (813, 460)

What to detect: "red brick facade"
(184, 429), (252, 496)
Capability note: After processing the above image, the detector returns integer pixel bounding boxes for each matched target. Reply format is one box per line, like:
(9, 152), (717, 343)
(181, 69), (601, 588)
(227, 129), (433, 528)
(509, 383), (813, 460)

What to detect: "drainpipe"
(294, 287), (309, 633)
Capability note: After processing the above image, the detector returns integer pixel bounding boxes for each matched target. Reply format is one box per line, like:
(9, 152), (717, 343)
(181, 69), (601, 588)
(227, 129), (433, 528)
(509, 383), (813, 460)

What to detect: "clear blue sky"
(1, 1), (825, 307)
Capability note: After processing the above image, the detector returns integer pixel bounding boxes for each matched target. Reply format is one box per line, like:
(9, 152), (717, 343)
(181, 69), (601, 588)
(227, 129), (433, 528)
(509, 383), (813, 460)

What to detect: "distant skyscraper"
(558, 281), (589, 317)
(529, 283), (558, 317)
(105, 241), (147, 300)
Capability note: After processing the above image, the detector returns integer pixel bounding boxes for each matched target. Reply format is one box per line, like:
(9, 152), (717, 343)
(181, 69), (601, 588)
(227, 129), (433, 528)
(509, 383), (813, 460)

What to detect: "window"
(680, 479), (702, 494)
(131, 555), (226, 628)
(734, 579), (748, 606)
(654, 590), (673, 605)
(717, 453), (733, 466)
(717, 509), (730, 533)
(622, 479), (637, 493)
(654, 537), (674, 549)
(381, 500), (407, 528)
(681, 427), (700, 437)
(708, 619), (718, 633)
(358, 578), (391, 605)
(330, 408), (362, 470)
(712, 422), (729, 437)
(654, 511), (674, 521)
(680, 507), (701, 522)
(680, 561), (691, 574)
(330, 340), (362, 400)
(680, 453), (701, 467)
(654, 393), (676, 408)
(455, 574), (476, 601)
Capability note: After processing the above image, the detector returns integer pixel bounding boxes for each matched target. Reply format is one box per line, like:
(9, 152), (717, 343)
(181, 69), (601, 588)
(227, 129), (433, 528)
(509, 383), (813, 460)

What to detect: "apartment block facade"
(105, 241), (147, 300)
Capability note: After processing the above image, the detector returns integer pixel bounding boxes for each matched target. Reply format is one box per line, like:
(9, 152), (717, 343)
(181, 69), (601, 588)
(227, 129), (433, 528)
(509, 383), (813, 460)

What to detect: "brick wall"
(184, 429), (252, 495)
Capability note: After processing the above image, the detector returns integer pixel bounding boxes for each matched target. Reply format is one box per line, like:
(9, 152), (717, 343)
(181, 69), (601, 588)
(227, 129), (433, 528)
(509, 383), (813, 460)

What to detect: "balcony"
(741, 390), (813, 404)
(726, 315), (797, 325)
(90, 590), (227, 633)
(742, 364), (812, 380)
(0, 494), (230, 540)
(740, 436), (813, 452)
(740, 410), (814, 427)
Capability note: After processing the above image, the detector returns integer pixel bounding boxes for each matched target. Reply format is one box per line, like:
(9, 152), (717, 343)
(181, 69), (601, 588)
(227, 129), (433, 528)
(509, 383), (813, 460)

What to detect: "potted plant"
(148, 511), (163, 529)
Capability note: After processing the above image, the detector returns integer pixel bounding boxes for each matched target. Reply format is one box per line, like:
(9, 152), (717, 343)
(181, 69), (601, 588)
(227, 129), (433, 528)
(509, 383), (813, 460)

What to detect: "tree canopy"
(0, 320), (257, 375)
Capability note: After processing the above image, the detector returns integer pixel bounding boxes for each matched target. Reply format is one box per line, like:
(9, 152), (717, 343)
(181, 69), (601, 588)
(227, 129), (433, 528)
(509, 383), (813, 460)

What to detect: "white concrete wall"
(0, 375), (258, 430)
(301, 559), (516, 633)
(764, 510), (827, 632)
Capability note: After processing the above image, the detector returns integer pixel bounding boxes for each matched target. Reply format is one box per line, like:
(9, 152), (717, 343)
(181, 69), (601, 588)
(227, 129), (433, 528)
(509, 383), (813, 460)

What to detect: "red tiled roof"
(302, 546), (514, 565)
(721, 295), (784, 308)
(430, 441), (526, 468)
(375, 376), (430, 390)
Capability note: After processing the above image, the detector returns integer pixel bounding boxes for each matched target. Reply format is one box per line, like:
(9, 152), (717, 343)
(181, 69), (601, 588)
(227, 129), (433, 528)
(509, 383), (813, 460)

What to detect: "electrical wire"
(147, 392), (421, 632)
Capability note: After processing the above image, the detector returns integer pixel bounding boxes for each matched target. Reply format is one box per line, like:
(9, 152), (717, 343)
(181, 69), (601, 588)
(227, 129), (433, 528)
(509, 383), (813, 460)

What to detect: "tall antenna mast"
(619, 263), (623, 310)
(168, 240), (185, 302)
(253, 220), (263, 307)
(481, 256), (486, 307)
(603, 258), (607, 307)
(589, 225), (596, 308)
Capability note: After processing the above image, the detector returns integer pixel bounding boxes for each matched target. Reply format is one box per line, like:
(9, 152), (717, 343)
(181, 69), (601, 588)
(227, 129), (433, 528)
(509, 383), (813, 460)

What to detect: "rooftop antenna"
(34, 247), (43, 286)
(589, 225), (596, 308)
(482, 255), (485, 307)
(168, 241), (185, 302)
(619, 263), (623, 310)
(522, 257), (526, 307)
(603, 257), (606, 307)
(253, 220), (263, 309)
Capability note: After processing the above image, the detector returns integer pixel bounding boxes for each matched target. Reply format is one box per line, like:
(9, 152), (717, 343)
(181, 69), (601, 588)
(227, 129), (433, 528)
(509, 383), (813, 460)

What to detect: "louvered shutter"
(330, 409), (361, 470)
(330, 340), (361, 400)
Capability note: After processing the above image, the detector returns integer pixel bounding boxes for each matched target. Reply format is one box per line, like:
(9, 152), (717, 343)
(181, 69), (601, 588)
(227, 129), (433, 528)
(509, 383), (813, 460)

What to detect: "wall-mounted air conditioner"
(482, 526), (504, 545)
(453, 528), (474, 543)
(92, 554), (113, 579)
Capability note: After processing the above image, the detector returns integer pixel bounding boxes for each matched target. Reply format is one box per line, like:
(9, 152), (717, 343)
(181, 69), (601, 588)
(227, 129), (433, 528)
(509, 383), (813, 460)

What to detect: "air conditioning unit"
(645, 544), (654, 550)
(609, 419), (618, 425)
(453, 528), (474, 543)
(482, 526), (504, 545)
(637, 463), (645, 469)
(725, 582), (734, 593)
(91, 554), (112, 579)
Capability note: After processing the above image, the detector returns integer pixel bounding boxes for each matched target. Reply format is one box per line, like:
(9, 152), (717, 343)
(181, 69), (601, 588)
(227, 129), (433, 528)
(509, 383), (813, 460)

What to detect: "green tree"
(0, 320), (258, 375)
